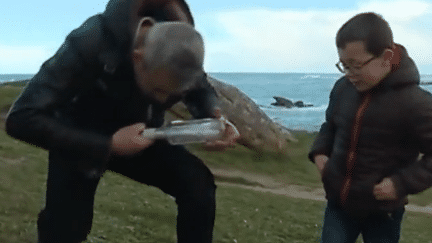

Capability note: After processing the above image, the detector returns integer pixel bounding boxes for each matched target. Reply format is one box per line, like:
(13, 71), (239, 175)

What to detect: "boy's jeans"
(320, 200), (404, 243)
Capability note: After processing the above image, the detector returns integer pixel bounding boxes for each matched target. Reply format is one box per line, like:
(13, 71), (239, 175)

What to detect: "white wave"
(301, 74), (321, 79)
(300, 74), (343, 80)
(260, 104), (328, 112)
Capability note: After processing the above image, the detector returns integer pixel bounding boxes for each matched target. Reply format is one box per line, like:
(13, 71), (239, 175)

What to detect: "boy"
(309, 12), (432, 243)
(6, 1), (238, 242)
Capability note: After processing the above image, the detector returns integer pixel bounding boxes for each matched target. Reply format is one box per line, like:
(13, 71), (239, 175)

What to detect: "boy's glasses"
(336, 56), (378, 74)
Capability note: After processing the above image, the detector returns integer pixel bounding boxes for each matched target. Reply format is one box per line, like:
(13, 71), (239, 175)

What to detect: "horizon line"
(1, 72), (432, 76)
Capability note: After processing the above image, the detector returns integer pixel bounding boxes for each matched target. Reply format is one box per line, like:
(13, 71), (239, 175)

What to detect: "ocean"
(2, 73), (432, 132)
(0, 74), (34, 83)
(211, 73), (432, 131)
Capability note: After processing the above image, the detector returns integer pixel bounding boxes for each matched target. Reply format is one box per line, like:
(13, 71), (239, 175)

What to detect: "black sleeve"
(5, 15), (112, 165)
(391, 88), (432, 197)
(307, 78), (343, 162)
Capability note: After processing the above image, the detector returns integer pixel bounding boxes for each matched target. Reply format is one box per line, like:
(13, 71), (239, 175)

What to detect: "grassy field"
(2, 85), (432, 242)
(2, 134), (432, 243)
(187, 129), (322, 187)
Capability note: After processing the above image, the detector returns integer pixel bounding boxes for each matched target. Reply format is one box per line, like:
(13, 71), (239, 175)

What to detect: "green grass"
(186, 130), (322, 188)
(0, 85), (22, 116)
(0, 85), (23, 105)
(2, 128), (432, 243)
(89, 174), (323, 243)
(0, 127), (326, 242)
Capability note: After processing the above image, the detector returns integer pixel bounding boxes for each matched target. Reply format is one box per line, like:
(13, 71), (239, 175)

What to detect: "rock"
(165, 75), (297, 154)
(272, 96), (294, 108)
(294, 101), (313, 107)
(294, 101), (305, 107)
(272, 96), (313, 108)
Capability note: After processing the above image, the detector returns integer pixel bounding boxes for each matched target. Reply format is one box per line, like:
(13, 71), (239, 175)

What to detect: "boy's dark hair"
(336, 12), (393, 56)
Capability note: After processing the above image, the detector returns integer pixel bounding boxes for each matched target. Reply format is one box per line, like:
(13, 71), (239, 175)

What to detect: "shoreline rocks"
(271, 96), (313, 108)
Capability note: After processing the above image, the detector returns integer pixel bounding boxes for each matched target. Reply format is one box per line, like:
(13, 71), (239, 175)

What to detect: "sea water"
(2, 73), (432, 131)
(210, 73), (344, 131)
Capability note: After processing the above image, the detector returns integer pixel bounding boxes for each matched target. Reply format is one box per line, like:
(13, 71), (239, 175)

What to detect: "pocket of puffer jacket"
(320, 160), (339, 201)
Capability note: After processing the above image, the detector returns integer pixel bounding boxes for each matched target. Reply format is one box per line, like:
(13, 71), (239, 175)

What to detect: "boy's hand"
(204, 109), (240, 150)
(373, 177), (398, 200)
(314, 154), (329, 177)
(110, 123), (154, 156)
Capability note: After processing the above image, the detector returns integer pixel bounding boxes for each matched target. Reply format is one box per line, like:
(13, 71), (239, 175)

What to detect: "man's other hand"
(110, 123), (154, 156)
(204, 109), (240, 150)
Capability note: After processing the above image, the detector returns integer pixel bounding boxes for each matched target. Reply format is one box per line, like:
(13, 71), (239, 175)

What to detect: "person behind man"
(308, 12), (432, 243)
(5, 0), (239, 242)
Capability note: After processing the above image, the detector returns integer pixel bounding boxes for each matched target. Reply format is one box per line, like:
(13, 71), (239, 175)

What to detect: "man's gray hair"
(142, 21), (205, 80)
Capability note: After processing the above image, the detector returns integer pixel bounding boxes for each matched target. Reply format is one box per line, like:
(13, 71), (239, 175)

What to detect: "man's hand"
(204, 109), (240, 150)
(110, 123), (154, 156)
(373, 177), (398, 200)
(314, 154), (329, 177)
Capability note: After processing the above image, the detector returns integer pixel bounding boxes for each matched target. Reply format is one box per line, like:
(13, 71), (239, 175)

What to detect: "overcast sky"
(1, 0), (431, 74)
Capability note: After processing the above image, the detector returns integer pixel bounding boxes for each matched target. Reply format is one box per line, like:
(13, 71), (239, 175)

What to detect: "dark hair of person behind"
(336, 12), (393, 56)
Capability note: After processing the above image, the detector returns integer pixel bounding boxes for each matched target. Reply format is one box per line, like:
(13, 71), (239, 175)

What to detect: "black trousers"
(37, 141), (216, 243)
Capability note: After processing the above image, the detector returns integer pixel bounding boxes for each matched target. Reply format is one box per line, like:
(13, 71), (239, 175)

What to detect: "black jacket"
(5, 0), (218, 172)
(309, 45), (432, 215)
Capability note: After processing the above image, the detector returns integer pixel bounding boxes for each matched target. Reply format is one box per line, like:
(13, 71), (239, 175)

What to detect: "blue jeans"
(320, 201), (404, 243)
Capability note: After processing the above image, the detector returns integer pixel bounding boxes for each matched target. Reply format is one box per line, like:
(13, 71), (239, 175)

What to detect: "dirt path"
(210, 167), (432, 215)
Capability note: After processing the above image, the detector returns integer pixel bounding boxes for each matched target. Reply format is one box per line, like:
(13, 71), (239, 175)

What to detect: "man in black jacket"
(309, 12), (432, 243)
(5, 1), (239, 242)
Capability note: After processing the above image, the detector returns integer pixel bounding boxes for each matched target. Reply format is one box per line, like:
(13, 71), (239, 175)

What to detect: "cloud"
(197, 0), (432, 73)
(2, 0), (431, 74)
(362, 0), (432, 68)
(358, 0), (430, 22)
(0, 45), (53, 73)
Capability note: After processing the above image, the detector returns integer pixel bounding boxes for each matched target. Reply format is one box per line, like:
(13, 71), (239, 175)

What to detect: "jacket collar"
(382, 44), (420, 89)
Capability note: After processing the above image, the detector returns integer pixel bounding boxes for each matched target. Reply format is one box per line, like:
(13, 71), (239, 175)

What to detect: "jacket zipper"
(340, 93), (372, 207)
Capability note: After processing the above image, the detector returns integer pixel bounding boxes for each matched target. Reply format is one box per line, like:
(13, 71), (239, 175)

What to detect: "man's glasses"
(336, 55), (378, 74)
